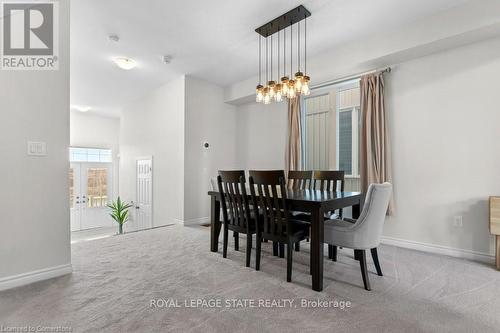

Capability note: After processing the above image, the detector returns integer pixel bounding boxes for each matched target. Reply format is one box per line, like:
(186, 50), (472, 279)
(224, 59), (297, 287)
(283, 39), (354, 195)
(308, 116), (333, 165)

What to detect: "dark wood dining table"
(207, 188), (364, 292)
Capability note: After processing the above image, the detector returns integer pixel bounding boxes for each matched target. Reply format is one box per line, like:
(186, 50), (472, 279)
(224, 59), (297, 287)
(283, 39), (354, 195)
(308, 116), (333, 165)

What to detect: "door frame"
(135, 156), (154, 229)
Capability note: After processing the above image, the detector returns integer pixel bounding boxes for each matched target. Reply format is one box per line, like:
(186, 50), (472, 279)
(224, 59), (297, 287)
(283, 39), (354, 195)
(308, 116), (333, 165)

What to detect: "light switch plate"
(27, 141), (47, 156)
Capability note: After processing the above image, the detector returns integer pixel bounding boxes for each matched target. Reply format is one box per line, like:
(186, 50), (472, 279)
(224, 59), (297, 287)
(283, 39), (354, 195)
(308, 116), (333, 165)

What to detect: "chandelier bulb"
(267, 80), (276, 98)
(275, 83), (283, 102)
(256, 84), (264, 103)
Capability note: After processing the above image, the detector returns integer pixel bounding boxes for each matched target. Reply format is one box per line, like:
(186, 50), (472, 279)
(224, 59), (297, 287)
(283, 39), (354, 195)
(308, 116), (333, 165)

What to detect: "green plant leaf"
(107, 196), (132, 226)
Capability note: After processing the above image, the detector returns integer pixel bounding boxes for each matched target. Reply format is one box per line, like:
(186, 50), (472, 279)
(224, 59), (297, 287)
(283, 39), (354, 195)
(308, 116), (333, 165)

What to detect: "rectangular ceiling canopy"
(255, 5), (311, 37)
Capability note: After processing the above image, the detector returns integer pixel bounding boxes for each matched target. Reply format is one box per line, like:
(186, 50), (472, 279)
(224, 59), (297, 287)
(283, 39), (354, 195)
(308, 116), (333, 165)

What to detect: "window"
(337, 105), (360, 177)
(303, 80), (361, 191)
(87, 168), (108, 208)
(69, 147), (112, 163)
(338, 109), (353, 175)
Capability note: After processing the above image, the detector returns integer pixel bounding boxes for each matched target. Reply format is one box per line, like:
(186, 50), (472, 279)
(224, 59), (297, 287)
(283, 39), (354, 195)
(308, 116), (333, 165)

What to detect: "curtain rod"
(311, 66), (391, 90)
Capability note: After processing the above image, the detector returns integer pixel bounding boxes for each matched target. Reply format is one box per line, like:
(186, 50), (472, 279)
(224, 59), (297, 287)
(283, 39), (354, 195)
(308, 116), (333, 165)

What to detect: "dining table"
(207, 188), (364, 292)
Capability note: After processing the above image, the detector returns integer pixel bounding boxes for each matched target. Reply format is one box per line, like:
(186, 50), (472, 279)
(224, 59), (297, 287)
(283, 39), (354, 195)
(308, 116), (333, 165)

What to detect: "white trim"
(183, 217), (210, 226)
(0, 264), (73, 291)
(172, 218), (184, 225)
(381, 236), (495, 264)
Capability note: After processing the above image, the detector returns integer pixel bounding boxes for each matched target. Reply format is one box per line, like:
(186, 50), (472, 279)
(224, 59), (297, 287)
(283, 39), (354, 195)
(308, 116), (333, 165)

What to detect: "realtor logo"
(1, 1), (59, 70)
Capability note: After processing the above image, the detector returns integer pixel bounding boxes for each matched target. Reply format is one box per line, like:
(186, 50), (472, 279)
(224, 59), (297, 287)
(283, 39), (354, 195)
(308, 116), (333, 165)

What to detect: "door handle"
(135, 206), (140, 209)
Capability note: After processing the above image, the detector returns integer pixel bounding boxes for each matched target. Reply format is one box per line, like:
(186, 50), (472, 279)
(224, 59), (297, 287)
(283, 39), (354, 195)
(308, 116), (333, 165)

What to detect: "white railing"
(345, 175), (361, 192)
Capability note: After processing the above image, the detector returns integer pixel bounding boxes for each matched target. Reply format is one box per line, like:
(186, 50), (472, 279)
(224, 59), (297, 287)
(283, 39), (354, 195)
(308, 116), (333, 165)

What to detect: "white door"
(135, 158), (153, 230)
(69, 163), (81, 231)
(70, 162), (113, 231)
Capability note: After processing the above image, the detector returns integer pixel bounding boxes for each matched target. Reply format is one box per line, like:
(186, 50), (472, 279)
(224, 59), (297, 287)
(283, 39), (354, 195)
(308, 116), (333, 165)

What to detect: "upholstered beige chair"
(324, 182), (392, 290)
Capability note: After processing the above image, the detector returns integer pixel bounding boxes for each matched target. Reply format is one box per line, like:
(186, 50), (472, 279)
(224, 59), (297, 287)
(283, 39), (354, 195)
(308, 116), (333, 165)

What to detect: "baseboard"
(183, 217), (210, 226)
(381, 236), (495, 264)
(172, 219), (184, 225)
(0, 264), (73, 292)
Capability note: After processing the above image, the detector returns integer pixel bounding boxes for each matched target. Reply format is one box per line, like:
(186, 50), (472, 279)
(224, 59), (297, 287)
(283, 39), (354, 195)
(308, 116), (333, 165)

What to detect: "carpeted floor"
(1, 224), (499, 333)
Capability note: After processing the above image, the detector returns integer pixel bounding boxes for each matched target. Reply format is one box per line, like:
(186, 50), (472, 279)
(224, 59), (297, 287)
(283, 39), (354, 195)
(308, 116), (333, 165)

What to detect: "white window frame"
(69, 147), (113, 163)
(336, 106), (360, 177)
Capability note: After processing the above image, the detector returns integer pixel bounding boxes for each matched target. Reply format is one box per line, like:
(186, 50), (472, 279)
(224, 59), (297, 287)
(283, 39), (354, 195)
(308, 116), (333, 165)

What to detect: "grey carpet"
(1, 225), (499, 333)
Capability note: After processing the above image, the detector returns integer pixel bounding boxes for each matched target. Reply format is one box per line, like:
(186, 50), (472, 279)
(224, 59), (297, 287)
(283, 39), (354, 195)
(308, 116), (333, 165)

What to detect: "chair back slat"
(218, 171), (251, 229)
(287, 170), (312, 190)
(235, 182), (247, 227)
(249, 170), (288, 238)
(271, 185), (283, 235)
(255, 183), (269, 234)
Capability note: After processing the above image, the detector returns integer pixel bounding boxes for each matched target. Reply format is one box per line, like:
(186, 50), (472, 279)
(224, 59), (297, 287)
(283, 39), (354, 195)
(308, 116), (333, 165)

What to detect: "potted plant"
(107, 197), (133, 234)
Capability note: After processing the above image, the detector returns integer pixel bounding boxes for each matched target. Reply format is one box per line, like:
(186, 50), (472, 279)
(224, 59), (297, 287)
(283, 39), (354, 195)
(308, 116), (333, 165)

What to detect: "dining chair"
(217, 170), (258, 268)
(323, 182), (392, 290)
(287, 170), (312, 251)
(249, 170), (310, 282)
(291, 170), (345, 254)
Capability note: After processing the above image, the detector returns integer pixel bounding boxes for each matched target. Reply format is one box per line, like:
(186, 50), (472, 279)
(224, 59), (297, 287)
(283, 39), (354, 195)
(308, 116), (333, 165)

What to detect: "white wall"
(70, 111), (120, 152)
(120, 76), (185, 228)
(183, 76), (238, 223)
(235, 102), (287, 170)
(0, 0), (71, 288)
(70, 111), (120, 199)
(383, 37), (500, 256)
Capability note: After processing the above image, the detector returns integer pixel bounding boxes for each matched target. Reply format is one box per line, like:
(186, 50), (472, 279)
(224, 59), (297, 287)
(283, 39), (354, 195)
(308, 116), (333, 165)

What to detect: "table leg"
(352, 195), (364, 219)
(310, 206), (324, 291)
(210, 195), (221, 252)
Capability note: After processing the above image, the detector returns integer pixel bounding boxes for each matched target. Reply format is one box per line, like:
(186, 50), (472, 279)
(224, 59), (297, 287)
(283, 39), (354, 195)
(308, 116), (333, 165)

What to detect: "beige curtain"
(285, 97), (302, 173)
(360, 73), (394, 214)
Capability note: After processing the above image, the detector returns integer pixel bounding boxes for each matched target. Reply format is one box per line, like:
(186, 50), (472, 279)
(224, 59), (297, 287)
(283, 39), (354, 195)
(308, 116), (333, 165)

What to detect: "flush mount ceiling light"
(73, 105), (91, 112)
(255, 5), (311, 104)
(113, 57), (137, 70)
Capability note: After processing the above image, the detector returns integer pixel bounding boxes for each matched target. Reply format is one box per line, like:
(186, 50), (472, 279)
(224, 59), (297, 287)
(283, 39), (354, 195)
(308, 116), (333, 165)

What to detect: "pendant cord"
(277, 30), (280, 79)
(258, 35), (261, 84)
(298, 21), (301, 72)
(266, 36), (268, 83)
(290, 24), (293, 77)
(283, 28), (286, 77)
(304, 17), (307, 74)
(270, 34), (273, 81)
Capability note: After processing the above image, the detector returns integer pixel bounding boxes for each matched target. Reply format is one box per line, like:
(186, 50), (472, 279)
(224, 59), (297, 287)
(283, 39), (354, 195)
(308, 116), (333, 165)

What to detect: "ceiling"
(71, 0), (469, 117)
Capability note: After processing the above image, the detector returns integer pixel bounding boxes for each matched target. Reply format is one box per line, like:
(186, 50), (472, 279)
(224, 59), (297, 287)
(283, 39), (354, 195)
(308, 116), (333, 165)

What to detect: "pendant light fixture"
(255, 5), (311, 104)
